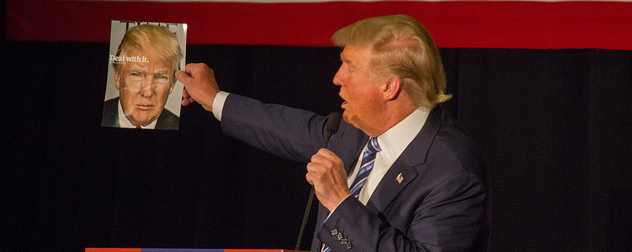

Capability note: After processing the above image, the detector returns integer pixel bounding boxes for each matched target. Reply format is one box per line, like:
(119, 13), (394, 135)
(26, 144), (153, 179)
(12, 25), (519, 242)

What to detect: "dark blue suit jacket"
(221, 94), (491, 252)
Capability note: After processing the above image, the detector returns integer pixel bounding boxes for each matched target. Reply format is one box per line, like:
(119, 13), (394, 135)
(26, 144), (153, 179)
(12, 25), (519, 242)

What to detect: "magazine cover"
(102, 20), (187, 130)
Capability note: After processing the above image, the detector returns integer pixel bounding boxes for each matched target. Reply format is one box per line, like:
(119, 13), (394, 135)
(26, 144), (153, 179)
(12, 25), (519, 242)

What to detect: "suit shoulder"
(156, 109), (180, 130)
(426, 108), (487, 177)
(101, 98), (119, 127)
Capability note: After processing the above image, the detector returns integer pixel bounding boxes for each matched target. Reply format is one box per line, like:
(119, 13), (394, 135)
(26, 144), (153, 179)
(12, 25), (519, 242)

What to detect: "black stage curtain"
(2, 41), (631, 251)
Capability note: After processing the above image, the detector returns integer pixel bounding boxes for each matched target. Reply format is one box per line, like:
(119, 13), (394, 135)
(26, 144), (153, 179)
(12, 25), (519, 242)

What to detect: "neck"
(365, 100), (418, 137)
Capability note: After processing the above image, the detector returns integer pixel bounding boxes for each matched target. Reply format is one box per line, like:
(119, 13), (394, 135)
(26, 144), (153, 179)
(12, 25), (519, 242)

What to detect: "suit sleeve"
(318, 167), (488, 252)
(220, 93), (329, 163)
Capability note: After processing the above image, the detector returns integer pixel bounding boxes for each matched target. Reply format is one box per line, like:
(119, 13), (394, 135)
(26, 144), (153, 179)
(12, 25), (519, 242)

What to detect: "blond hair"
(332, 15), (451, 108)
(114, 24), (183, 76)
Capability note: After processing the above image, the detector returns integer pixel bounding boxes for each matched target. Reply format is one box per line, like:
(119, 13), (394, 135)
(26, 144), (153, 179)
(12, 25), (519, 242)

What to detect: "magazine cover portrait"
(102, 20), (187, 130)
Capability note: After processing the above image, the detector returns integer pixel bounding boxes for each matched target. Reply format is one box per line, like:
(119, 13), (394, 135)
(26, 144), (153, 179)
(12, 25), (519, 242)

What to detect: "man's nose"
(139, 76), (155, 97)
(333, 68), (343, 86)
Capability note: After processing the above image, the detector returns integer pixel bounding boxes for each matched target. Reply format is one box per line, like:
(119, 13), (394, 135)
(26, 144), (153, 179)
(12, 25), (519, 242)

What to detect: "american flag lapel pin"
(396, 173), (404, 184)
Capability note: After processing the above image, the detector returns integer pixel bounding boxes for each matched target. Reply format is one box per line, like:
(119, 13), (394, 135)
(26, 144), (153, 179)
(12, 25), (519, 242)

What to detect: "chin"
(341, 113), (350, 123)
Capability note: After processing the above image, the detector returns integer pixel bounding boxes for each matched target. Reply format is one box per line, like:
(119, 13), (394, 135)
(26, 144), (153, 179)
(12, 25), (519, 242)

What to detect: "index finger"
(315, 148), (337, 159)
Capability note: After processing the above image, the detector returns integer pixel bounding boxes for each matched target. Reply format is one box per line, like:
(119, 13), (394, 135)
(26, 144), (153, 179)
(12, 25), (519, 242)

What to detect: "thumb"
(175, 70), (191, 84)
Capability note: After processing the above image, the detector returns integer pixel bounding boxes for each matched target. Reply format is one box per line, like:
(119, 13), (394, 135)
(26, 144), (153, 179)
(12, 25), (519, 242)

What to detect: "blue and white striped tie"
(349, 137), (381, 197)
(323, 137), (381, 252)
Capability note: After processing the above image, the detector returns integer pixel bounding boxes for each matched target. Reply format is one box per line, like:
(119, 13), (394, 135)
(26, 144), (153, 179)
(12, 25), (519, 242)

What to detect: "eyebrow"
(128, 66), (171, 74)
(340, 54), (356, 67)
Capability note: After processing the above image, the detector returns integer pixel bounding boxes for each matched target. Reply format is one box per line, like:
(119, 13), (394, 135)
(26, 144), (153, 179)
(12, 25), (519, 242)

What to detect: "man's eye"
(156, 75), (168, 79)
(131, 73), (142, 77)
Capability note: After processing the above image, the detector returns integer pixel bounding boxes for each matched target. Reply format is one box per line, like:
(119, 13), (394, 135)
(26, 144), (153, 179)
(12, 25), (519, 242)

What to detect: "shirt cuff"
(212, 91), (229, 121)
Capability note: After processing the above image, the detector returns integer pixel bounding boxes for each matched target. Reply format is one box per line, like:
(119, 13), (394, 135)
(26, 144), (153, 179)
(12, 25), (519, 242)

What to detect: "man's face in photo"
(115, 48), (175, 126)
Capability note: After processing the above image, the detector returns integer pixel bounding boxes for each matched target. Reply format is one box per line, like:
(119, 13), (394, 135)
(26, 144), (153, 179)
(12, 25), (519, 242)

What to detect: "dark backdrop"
(2, 39), (631, 251)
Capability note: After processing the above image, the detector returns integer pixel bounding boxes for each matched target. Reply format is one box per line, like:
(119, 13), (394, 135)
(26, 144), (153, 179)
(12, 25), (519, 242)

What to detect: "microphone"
(324, 112), (342, 147)
(295, 112), (342, 250)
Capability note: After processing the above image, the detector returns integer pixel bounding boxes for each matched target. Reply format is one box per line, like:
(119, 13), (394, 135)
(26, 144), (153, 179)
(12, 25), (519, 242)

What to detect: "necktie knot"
(364, 137), (381, 156)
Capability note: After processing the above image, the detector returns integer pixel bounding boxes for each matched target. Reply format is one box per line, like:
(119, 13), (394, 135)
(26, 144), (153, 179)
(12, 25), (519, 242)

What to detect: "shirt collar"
(375, 106), (431, 168)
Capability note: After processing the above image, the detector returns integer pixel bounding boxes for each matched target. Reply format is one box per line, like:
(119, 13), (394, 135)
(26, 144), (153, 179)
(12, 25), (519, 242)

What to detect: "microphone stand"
(295, 186), (316, 250)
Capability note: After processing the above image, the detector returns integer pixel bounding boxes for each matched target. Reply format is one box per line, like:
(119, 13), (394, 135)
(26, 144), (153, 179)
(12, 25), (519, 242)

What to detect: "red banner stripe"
(6, 1), (632, 49)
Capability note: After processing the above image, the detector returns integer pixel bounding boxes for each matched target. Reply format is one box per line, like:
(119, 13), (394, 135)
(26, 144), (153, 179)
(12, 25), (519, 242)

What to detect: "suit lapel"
(366, 158), (418, 213)
(367, 105), (444, 213)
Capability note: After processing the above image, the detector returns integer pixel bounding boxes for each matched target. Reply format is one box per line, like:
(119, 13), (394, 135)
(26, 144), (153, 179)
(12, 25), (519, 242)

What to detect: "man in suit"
(101, 24), (182, 130)
(177, 15), (491, 251)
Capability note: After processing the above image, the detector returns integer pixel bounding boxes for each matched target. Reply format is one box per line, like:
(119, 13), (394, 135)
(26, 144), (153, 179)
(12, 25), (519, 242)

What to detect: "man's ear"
(114, 69), (121, 90)
(382, 76), (402, 101)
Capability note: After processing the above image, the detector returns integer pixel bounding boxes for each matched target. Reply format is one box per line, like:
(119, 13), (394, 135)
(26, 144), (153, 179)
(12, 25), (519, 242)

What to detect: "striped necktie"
(323, 137), (381, 252)
(349, 137), (381, 197)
